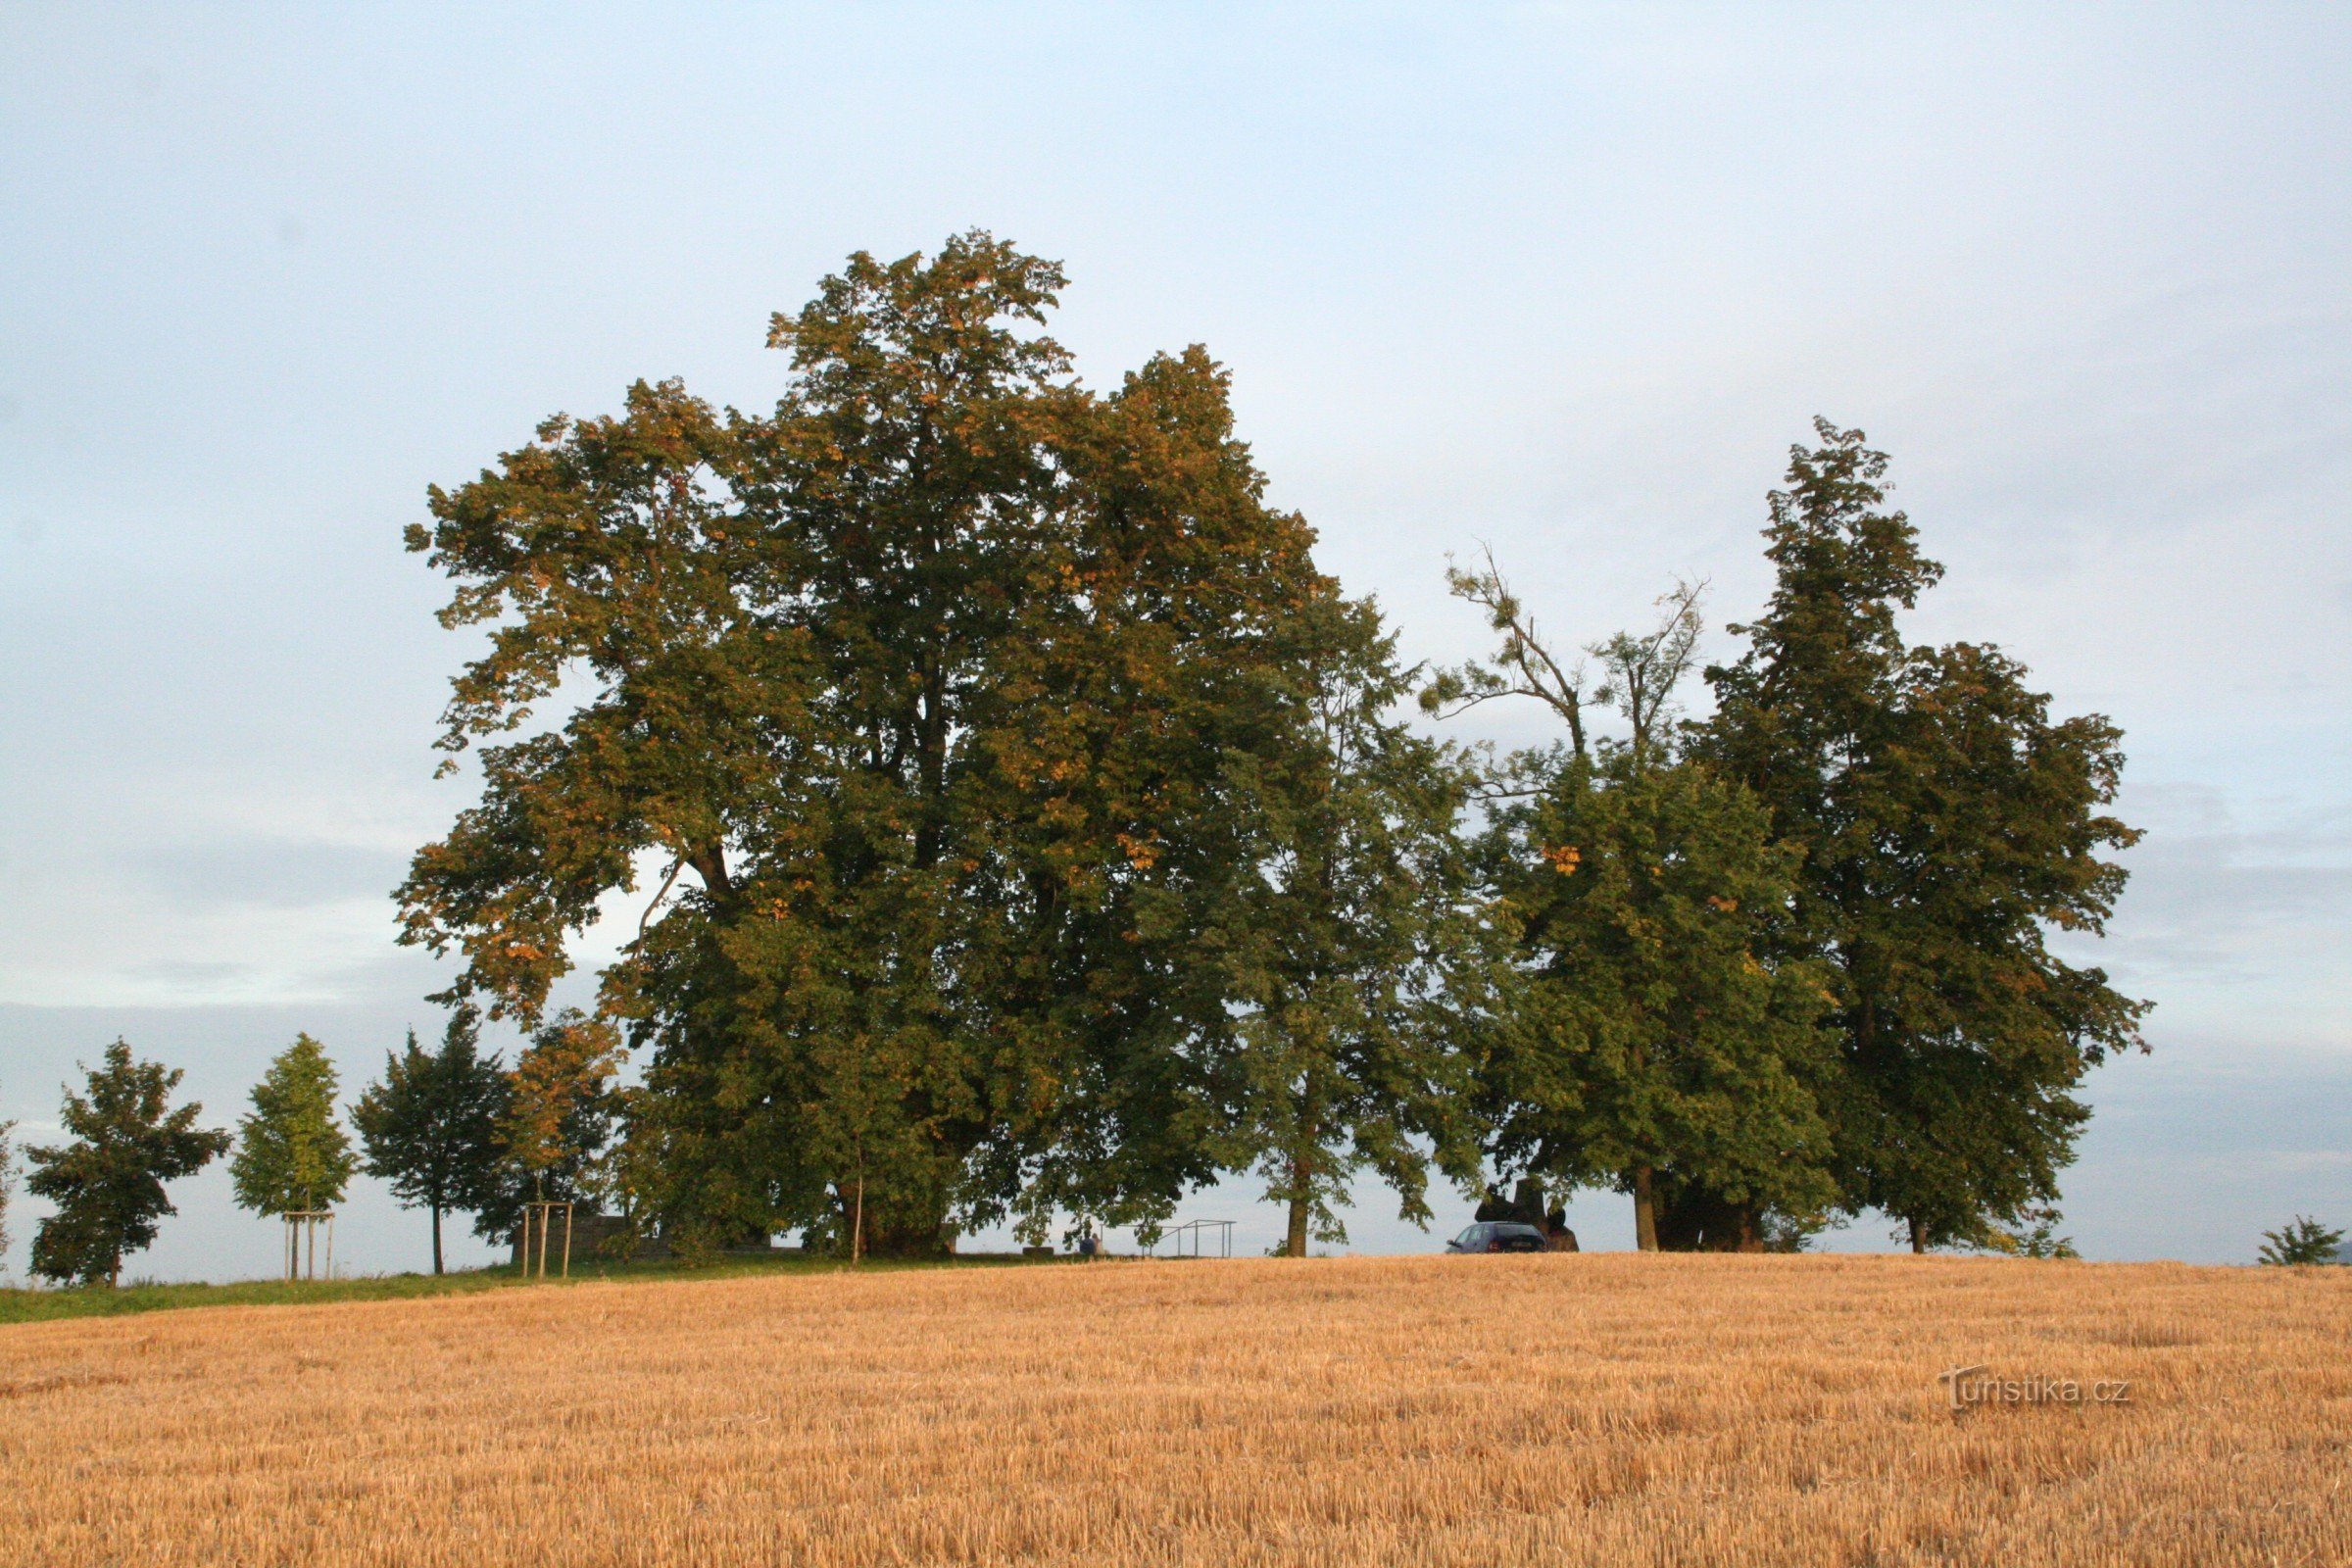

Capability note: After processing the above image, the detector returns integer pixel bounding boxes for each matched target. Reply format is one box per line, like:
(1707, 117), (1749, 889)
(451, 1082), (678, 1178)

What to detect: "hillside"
(4, 1254), (2345, 1566)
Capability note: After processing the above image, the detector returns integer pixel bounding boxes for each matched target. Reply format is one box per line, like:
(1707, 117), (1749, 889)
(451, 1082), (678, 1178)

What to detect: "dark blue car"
(1446, 1221), (1548, 1253)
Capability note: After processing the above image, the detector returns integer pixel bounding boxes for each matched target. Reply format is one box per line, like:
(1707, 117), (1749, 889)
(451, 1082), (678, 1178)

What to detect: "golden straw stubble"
(3, 1253), (2346, 1566)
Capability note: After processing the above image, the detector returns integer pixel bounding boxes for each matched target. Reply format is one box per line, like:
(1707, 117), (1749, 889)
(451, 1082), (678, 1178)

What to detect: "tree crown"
(25, 1041), (228, 1286)
(230, 1033), (357, 1216)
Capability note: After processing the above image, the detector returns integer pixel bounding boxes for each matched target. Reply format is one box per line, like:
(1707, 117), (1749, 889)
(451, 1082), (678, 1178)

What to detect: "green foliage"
(402, 233), (1347, 1257)
(1437, 564), (1838, 1251)
(397, 256), (2147, 1263)
(1700, 420), (2148, 1250)
(229, 1034), (357, 1218)
(2258, 1215), (2344, 1266)
(24, 1041), (230, 1287)
(1480, 748), (1840, 1250)
(352, 1008), (511, 1274)
(1215, 595), (1488, 1256)
(1435, 426), (2141, 1253)
(1983, 1204), (2081, 1259)
(1757, 1209), (1828, 1253)
(481, 1009), (620, 1239)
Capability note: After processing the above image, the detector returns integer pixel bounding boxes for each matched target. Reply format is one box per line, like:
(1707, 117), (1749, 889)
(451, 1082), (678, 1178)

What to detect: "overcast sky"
(3, 4), (2346, 1278)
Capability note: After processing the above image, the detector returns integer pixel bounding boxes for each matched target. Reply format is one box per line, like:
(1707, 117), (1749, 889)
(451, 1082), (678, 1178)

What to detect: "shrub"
(2257, 1216), (2344, 1267)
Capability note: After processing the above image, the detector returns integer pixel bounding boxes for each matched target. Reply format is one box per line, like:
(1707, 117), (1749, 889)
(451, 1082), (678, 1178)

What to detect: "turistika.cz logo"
(1938, 1365), (2132, 1412)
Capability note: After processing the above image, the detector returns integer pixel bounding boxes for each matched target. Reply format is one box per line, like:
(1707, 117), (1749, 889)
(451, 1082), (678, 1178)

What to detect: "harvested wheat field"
(3, 1254), (2347, 1567)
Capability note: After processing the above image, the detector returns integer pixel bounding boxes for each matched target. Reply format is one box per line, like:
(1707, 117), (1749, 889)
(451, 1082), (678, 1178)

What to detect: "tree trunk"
(851, 1168), (865, 1265)
(688, 843), (734, 899)
(430, 1203), (445, 1276)
(1908, 1216), (1927, 1254)
(1284, 1138), (1314, 1257)
(1632, 1166), (1659, 1252)
(826, 1177), (953, 1259)
(914, 658), (948, 871)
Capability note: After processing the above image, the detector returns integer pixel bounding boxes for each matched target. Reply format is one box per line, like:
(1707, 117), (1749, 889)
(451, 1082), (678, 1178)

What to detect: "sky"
(1, 4), (2346, 1278)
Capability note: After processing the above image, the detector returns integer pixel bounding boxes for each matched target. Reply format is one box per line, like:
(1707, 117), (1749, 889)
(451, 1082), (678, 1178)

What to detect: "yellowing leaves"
(1542, 845), (1582, 875)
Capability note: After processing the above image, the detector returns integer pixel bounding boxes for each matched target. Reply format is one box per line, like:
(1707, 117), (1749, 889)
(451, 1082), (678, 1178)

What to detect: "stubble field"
(2, 1252), (2345, 1567)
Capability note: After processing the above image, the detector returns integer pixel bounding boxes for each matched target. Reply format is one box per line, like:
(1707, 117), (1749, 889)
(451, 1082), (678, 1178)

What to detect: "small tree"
(1220, 596), (1487, 1257)
(0, 1099), (17, 1272)
(230, 1034), (358, 1225)
(1984, 1204), (2081, 1260)
(481, 1010), (619, 1245)
(25, 1041), (230, 1287)
(353, 1008), (511, 1275)
(2258, 1216), (2344, 1267)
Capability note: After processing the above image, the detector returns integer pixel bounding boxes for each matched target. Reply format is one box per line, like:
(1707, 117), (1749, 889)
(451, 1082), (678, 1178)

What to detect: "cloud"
(2056, 786), (2352, 1035)
(134, 836), (409, 912)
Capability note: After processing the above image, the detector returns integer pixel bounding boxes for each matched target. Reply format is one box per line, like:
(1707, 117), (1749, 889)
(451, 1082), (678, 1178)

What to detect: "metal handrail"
(1155, 1218), (1236, 1259)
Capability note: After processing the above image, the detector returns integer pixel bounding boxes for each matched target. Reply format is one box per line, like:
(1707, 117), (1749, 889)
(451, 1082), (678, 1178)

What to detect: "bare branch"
(638, 855), (687, 940)
(1428, 546), (1592, 758)
(1590, 576), (1709, 762)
